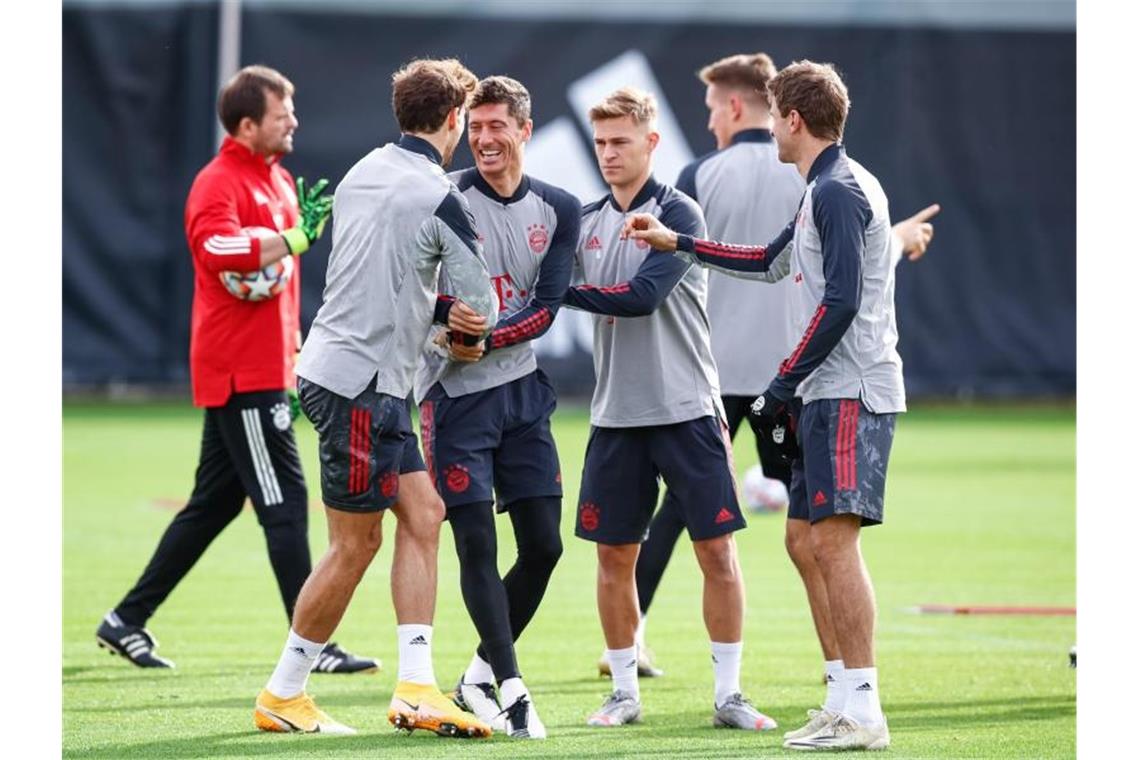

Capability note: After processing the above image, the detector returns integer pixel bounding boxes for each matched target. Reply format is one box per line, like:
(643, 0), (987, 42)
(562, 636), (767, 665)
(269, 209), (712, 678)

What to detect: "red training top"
(184, 136), (301, 407)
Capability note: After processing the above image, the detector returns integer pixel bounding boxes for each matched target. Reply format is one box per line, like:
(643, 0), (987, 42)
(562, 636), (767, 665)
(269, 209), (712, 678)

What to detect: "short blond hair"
(698, 52), (777, 108)
(391, 58), (478, 133)
(588, 87), (658, 128)
(768, 60), (850, 142)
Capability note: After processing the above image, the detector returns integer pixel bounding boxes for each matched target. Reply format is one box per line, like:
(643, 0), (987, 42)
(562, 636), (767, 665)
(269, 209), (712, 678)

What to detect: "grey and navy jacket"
(675, 144), (906, 414)
(676, 128), (806, 396)
(414, 169), (580, 403)
(297, 135), (498, 400)
(565, 176), (723, 428)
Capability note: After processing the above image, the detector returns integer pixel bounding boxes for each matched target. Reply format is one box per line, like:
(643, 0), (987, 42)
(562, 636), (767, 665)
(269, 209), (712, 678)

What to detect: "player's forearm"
(769, 297), (858, 400)
(259, 234), (295, 268)
(487, 304), (555, 350)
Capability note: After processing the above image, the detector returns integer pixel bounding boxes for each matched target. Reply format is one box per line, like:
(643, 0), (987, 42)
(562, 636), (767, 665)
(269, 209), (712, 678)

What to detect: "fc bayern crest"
(270, 402), (292, 431)
(527, 223), (549, 253)
(444, 463), (471, 493)
(579, 501), (600, 531)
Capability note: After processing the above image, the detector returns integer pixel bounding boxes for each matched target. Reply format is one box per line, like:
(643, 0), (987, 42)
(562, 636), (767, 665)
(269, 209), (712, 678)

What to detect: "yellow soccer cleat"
(387, 681), (493, 738)
(254, 689), (356, 735)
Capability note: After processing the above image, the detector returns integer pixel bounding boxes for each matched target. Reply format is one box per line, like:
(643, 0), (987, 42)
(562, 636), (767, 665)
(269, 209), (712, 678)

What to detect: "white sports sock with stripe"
(266, 629), (325, 699)
(397, 624), (436, 685)
(711, 640), (743, 706)
(607, 646), (639, 701)
(823, 659), (846, 712)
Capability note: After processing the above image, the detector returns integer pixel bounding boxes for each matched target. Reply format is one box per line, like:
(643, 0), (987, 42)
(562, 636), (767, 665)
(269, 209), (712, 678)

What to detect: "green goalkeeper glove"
(286, 387), (302, 422)
(282, 177), (334, 255)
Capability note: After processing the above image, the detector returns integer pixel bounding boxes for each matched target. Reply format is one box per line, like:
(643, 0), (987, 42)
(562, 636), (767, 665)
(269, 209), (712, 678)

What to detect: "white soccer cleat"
(783, 707), (838, 740)
(712, 693), (778, 730)
(453, 677), (507, 732)
(500, 693), (547, 739)
(784, 713), (890, 751)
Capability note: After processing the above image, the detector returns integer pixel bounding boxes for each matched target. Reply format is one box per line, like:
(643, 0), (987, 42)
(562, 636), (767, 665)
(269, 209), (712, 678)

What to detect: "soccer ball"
(218, 227), (294, 302)
(741, 464), (789, 513)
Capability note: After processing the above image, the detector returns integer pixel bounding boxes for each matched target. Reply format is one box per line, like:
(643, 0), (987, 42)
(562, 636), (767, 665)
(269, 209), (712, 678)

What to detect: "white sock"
(464, 652), (494, 685)
(635, 613), (647, 648)
(499, 676), (527, 706)
(397, 624), (436, 685)
(607, 646), (639, 701)
(711, 640), (743, 706)
(823, 659), (846, 712)
(265, 629), (325, 699)
(843, 667), (884, 726)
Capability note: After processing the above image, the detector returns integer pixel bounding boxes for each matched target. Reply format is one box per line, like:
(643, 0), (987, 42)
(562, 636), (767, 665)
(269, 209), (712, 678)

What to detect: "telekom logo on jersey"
(524, 50), (696, 360)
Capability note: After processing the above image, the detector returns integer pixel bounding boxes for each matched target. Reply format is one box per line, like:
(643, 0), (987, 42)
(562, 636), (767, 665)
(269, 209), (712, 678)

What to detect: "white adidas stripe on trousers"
(241, 408), (284, 505)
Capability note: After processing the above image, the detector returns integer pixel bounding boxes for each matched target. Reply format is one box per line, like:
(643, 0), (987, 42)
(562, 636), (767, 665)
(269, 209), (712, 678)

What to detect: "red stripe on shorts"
(420, 401), (436, 486)
(349, 407), (372, 494)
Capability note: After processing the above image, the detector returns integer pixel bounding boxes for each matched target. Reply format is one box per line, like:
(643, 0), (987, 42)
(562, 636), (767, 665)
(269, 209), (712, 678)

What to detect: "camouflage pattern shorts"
(788, 398), (896, 526)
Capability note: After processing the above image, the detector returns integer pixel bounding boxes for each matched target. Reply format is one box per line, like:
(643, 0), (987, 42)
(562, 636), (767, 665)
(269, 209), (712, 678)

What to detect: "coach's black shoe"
(95, 611), (175, 669)
(311, 642), (380, 674)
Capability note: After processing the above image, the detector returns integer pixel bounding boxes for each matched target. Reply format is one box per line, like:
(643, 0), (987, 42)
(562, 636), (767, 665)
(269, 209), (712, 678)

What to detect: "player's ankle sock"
(823, 659), (846, 712)
(607, 646), (639, 701)
(265, 629), (325, 699)
(635, 613), (647, 649)
(499, 676), (527, 707)
(464, 652), (495, 685)
(397, 624), (436, 686)
(843, 667), (884, 726)
(711, 640), (743, 706)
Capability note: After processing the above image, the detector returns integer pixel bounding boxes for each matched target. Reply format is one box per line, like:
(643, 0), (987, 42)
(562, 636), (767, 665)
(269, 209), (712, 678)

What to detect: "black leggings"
(449, 496), (563, 682)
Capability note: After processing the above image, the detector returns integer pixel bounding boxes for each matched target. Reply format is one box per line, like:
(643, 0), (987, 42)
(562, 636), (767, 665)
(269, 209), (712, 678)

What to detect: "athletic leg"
(451, 500), (518, 681)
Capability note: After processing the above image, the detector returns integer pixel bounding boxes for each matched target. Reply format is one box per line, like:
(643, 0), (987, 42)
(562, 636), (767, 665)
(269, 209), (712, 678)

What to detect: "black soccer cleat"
(95, 611), (175, 669)
(311, 641), (380, 674)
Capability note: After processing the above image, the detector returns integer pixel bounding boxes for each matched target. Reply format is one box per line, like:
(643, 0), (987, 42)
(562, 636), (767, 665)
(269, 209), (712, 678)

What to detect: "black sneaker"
(311, 642), (380, 674)
(95, 611), (175, 668)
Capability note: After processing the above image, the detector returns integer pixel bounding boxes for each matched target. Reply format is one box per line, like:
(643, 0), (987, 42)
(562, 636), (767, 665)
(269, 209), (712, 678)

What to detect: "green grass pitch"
(63, 401), (1075, 758)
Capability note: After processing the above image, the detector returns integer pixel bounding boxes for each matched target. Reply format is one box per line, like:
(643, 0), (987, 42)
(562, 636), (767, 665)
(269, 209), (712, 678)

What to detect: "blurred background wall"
(62, 0), (1076, 400)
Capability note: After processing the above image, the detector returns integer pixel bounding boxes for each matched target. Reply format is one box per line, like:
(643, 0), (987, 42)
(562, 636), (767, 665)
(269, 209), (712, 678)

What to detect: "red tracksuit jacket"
(184, 136), (301, 407)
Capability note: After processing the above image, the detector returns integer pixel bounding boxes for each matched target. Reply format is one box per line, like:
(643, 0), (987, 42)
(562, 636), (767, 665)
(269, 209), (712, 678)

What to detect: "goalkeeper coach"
(97, 65), (374, 675)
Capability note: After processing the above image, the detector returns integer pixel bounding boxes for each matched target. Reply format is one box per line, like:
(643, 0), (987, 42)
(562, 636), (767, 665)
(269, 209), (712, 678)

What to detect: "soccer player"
(626, 60), (904, 751)
(565, 87), (777, 732)
(413, 75), (580, 739)
(252, 58), (499, 737)
(95, 65), (375, 676)
(618, 54), (939, 701)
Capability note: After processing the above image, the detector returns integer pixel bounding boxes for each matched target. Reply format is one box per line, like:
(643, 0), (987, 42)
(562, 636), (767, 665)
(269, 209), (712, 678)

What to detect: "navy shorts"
(297, 377), (425, 513)
(788, 398), (895, 526)
(576, 415), (745, 544)
(419, 370), (562, 511)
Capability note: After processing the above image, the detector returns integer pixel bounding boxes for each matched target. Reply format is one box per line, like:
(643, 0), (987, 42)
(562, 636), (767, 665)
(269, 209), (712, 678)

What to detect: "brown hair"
(588, 86), (658, 127)
(767, 60), (850, 142)
(217, 65), (294, 136)
(470, 76), (532, 126)
(391, 58), (478, 133)
(698, 52), (777, 107)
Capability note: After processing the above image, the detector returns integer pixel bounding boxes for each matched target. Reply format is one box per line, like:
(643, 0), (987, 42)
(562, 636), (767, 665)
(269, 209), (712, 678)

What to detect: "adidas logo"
(585, 235), (602, 250)
(290, 646), (307, 656)
(825, 673), (836, 683)
(409, 635), (428, 646)
(714, 507), (734, 525)
(813, 490), (827, 507)
(855, 682), (873, 691)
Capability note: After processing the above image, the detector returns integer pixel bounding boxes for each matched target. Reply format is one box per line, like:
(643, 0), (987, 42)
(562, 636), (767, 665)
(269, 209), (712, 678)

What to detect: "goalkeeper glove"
(286, 387), (301, 422)
(749, 390), (801, 464)
(281, 177), (334, 255)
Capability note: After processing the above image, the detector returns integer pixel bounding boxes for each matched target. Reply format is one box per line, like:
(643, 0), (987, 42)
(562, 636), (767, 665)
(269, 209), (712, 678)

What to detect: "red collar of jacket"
(219, 135), (282, 172)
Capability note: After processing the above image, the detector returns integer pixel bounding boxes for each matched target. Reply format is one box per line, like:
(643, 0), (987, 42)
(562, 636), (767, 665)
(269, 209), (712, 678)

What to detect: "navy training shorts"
(787, 398), (895, 526)
(297, 377), (425, 513)
(575, 414), (745, 544)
